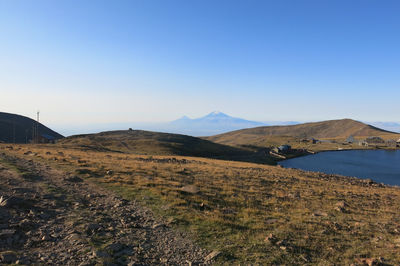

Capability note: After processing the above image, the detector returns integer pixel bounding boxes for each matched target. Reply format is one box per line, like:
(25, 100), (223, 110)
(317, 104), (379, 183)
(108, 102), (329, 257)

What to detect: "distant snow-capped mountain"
(58, 112), (299, 137)
(167, 111), (266, 136)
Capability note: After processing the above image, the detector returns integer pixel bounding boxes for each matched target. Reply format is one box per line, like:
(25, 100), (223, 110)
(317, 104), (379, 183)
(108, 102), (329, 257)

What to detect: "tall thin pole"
(36, 111), (40, 143)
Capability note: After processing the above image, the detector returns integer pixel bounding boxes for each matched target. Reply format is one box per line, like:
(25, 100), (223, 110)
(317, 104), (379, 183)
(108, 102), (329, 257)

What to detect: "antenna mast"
(36, 110), (40, 143)
(32, 111), (40, 144)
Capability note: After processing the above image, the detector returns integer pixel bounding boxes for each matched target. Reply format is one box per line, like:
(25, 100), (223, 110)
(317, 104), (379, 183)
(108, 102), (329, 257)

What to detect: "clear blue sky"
(1, 0), (399, 128)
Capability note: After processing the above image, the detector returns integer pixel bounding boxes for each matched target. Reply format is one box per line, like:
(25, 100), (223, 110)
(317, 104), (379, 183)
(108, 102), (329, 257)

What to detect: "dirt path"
(0, 153), (211, 265)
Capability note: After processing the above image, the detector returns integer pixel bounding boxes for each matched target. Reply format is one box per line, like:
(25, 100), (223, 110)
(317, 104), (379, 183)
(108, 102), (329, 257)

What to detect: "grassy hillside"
(3, 143), (400, 264)
(0, 112), (64, 143)
(58, 130), (274, 164)
(206, 119), (399, 149)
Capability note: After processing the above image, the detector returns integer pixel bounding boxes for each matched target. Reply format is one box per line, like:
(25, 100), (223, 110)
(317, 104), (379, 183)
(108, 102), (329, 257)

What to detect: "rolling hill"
(58, 129), (274, 164)
(205, 119), (400, 148)
(0, 112), (64, 143)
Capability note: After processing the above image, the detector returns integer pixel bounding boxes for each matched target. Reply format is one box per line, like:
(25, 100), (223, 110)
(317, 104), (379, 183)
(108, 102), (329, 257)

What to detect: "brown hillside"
(58, 130), (274, 164)
(206, 119), (399, 147)
(0, 112), (63, 143)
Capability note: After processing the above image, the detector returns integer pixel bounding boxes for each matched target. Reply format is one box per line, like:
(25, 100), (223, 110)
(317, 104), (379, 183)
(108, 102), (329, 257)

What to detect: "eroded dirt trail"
(0, 153), (210, 265)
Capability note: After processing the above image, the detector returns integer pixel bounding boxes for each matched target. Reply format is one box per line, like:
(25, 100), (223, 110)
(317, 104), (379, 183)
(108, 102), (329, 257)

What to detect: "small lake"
(279, 150), (400, 186)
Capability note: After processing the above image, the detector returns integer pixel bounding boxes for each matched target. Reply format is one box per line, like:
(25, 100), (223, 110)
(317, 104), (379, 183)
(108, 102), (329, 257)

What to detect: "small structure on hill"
(277, 145), (291, 153)
(365, 136), (385, 145)
(359, 140), (368, 146)
(311, 138), (320, 144)
(397, 139), (400, 147)
(346, 135), (355, 144)
(386, 139), (397, 147)
(38, 134), (57, 144)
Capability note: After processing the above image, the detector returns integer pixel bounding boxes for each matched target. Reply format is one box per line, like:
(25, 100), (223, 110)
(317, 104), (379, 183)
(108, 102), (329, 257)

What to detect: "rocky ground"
(0, 152), (213, 265)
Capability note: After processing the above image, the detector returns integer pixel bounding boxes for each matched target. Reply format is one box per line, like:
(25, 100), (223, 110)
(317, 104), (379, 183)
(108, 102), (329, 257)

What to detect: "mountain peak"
(205, 111), (229, 118)
(168, 111), (265, 136)
(211, 111), (222, 115)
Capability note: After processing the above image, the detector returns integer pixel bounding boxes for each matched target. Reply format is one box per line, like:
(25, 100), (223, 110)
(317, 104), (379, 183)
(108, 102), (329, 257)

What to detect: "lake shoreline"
(277, 145), (400, 162)
(278, 149), (400, 186)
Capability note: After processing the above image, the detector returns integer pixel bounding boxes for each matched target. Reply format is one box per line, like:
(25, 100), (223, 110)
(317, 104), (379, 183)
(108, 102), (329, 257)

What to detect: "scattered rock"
(334, 201), (348, 212)
(312, 211), (328, 217)
(68, 233), (81, 241)
(180, 185), (199, 194)
(41, 234), (52, 241)
(106, 170), (114, 175)
(0, 229), (16, 238)
(335, 206), (345, 212)
(264, 233), (278, 244)
(86, 223), (101, 235)
(265, 218), (279, 224)
(0, 251), (17, 264)
(0, 152), (209, 265)
(93, 250), (110, 258)
(276, 239), (288, 247)
(40, 231), (52, 241)
(355, 257), (385, 266)
(152, 223), (164, 229)
(199, 202), (205, 211)
(336, 201), (348, 208)
(113, 201), (123, 208)
(0, 196), (9, 207)
(205, 250), (221, 261)
(288, 191), (300, 199)
(15, 257), (30, 265)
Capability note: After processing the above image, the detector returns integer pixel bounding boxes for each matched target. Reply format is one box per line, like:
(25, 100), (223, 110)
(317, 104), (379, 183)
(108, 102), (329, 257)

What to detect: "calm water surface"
(279, 150), (400, 186)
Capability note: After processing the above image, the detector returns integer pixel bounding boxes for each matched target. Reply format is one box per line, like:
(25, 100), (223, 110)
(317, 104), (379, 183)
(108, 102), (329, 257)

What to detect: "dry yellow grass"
(2, 143), (400, 264)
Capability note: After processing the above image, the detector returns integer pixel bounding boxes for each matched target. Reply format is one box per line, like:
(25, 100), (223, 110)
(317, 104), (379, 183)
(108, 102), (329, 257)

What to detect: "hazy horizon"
(43, 111), (400, 137)
(1, 1), (400, 127)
